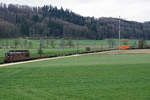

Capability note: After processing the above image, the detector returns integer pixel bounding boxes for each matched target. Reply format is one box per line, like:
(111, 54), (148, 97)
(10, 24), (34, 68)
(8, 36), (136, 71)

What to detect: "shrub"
(38, 49), (43, 56)
(138, 40), (147, 49)
(67, 39), (74, 48)
(28, 41), (33, 49)
(85, 47), (91, 52)
(107, 39), (115, 48)
(50, 40), (56, 48)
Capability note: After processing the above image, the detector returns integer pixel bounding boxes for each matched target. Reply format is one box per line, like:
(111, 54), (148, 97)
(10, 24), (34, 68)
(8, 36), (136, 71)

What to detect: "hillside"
(0, 3), (150, 39)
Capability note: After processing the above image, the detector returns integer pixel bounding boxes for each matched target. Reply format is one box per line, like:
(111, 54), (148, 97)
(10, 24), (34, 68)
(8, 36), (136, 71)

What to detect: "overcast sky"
(0, 0), (150, 22)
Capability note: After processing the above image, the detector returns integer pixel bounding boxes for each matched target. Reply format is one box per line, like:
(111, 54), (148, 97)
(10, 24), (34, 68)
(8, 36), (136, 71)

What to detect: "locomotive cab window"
(6, 53), (10, 57)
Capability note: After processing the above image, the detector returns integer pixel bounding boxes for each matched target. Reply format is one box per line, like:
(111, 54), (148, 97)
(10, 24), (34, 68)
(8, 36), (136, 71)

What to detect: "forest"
(0, 3), (150, 40)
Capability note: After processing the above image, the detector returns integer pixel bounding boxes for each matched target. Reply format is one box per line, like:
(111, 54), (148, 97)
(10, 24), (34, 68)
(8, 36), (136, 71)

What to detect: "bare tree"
(59, 39), (65, 48)
(107, 39), (115, 48)
(50, 40), (56, 48)
(14, 39), (19, 49)
(38, 38), (43, 57)
(66, 39), (74, 48)
(59, 39), (65, 56)
(28, 41), (33, 49)
(5, 39), (9, 49)
(24, 39), (28, 49)
(133, 41), (138, 49)
(46, 39), (49, 48)
(138, 40), (147, 49)
(0, 39), (2, 49)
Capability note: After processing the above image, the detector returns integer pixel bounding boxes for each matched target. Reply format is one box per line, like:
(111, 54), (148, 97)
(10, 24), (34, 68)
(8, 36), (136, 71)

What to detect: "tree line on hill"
(0, 3), (150, 40)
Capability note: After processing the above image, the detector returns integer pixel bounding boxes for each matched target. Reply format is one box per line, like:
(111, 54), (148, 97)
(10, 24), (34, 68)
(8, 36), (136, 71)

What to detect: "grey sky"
(0, 0), (150, 22)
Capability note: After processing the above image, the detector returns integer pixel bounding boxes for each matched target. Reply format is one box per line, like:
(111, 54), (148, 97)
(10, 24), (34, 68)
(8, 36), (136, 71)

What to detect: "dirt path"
(0, 49), (150, 67)
(0, 55), (81, 67)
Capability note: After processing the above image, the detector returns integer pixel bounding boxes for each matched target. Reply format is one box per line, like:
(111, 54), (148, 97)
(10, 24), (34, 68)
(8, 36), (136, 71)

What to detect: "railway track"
(0, 49), (113, 67)
(1, 49), (150, 67)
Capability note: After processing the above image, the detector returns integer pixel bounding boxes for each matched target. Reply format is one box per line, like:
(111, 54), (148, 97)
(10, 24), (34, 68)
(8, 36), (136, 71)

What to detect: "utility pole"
(118, 16), (121, 50)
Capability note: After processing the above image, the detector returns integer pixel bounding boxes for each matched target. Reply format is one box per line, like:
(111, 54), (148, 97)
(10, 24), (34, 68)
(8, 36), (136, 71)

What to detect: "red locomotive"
(4, 50), (30, 63)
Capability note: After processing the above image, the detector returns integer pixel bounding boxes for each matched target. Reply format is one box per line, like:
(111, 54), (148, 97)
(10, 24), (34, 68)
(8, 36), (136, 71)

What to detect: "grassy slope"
(0, 54), (150, 100)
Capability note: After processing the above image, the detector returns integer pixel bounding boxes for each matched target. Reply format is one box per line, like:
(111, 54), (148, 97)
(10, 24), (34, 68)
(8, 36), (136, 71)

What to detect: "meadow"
(0, 53), (150, 100)
(0, 38), (149, 63)
(0, 38), (115, 63)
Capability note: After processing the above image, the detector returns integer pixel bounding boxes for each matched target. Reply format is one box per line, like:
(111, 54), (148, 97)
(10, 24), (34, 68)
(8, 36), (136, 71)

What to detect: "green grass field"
(0, 38), (141, 49)
(0, 48), (86, 63)
(0, 54), (150, 100)
(0, 38), (150, 63)
(0, 38), (116, 63)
